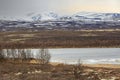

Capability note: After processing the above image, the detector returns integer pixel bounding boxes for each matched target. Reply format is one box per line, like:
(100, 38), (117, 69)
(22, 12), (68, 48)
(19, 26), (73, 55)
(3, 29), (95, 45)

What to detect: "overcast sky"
(0, 0), (120, 17)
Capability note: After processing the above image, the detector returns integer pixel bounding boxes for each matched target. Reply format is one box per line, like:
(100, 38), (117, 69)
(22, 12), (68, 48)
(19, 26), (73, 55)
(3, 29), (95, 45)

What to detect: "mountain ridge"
(29, 12), (120, 21)
(1, 12), (120, 22)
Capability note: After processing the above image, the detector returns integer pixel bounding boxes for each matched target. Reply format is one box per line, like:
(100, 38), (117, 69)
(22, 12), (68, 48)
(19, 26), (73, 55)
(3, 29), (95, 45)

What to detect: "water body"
(3, 48), (120, 64)
(48, 48), (120, 64)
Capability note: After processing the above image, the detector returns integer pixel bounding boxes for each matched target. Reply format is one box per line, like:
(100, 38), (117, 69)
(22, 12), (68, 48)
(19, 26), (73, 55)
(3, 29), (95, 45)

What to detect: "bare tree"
(36, 48), (51, 64)
(11, 49), (17, 61)
(0, 49), (4, 61)
(17, 49), (22, 59)
(20, 49), (27, 62)
(26, 49), (33, 59)
(6, 49), (11, 59)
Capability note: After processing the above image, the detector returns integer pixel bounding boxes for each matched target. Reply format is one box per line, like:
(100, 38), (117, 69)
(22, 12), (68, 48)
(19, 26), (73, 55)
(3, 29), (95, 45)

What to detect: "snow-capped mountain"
(27, 12), (59, 21)
(1, 11), (120, 22)
(1, 11), (120, 31)
(28, 12), (120, 21)
(72, 12), (120, 21)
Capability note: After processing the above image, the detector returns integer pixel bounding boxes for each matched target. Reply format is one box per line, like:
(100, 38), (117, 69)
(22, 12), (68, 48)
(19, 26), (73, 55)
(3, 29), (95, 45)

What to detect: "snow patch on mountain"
(27, 12), (59, 21)
(1, 11), (120, 22)
(72, 12), (120, 21)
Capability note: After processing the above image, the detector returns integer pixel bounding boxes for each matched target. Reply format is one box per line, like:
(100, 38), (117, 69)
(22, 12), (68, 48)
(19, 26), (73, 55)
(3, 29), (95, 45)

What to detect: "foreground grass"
(0, 30), (120, 48)
(0, 62), (120, 80)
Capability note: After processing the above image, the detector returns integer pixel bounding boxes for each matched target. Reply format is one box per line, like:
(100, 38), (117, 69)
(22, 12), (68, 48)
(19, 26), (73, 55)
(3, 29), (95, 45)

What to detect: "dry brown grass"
(0, 62), (120, 80)
(0, 30), (120, 48)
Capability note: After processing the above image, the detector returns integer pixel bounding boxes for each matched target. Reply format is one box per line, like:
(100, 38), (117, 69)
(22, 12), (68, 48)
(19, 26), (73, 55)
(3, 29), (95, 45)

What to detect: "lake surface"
(4, 48), (120, 64)
(47, 48), (120, 64)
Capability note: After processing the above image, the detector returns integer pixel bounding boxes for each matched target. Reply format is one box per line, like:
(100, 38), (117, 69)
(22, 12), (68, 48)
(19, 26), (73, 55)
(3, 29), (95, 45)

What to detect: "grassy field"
(0, 30), (120, 48)
(0, 62), (120, 80)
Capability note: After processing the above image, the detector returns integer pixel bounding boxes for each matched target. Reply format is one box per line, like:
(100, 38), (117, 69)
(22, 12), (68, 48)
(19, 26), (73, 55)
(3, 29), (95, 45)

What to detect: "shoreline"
(83, 64), (120, 68)
(50, 62), (120, 68)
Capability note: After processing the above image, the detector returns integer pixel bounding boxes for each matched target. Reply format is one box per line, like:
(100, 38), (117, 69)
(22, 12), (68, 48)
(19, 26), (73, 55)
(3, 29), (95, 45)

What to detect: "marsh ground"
(0, 62), (120, 80)
(0, 30), (120, 48)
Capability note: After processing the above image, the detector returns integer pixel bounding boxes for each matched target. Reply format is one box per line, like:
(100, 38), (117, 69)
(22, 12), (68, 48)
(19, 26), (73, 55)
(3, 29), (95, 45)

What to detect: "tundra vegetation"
(0, 30), (120, 80)
(0, 30), (120, 48)
(0, 48), (120, 80)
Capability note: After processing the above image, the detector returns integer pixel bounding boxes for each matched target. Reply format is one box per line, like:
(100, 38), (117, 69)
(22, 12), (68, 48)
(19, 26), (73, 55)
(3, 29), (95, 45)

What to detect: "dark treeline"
(0, 48), (51, 64)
